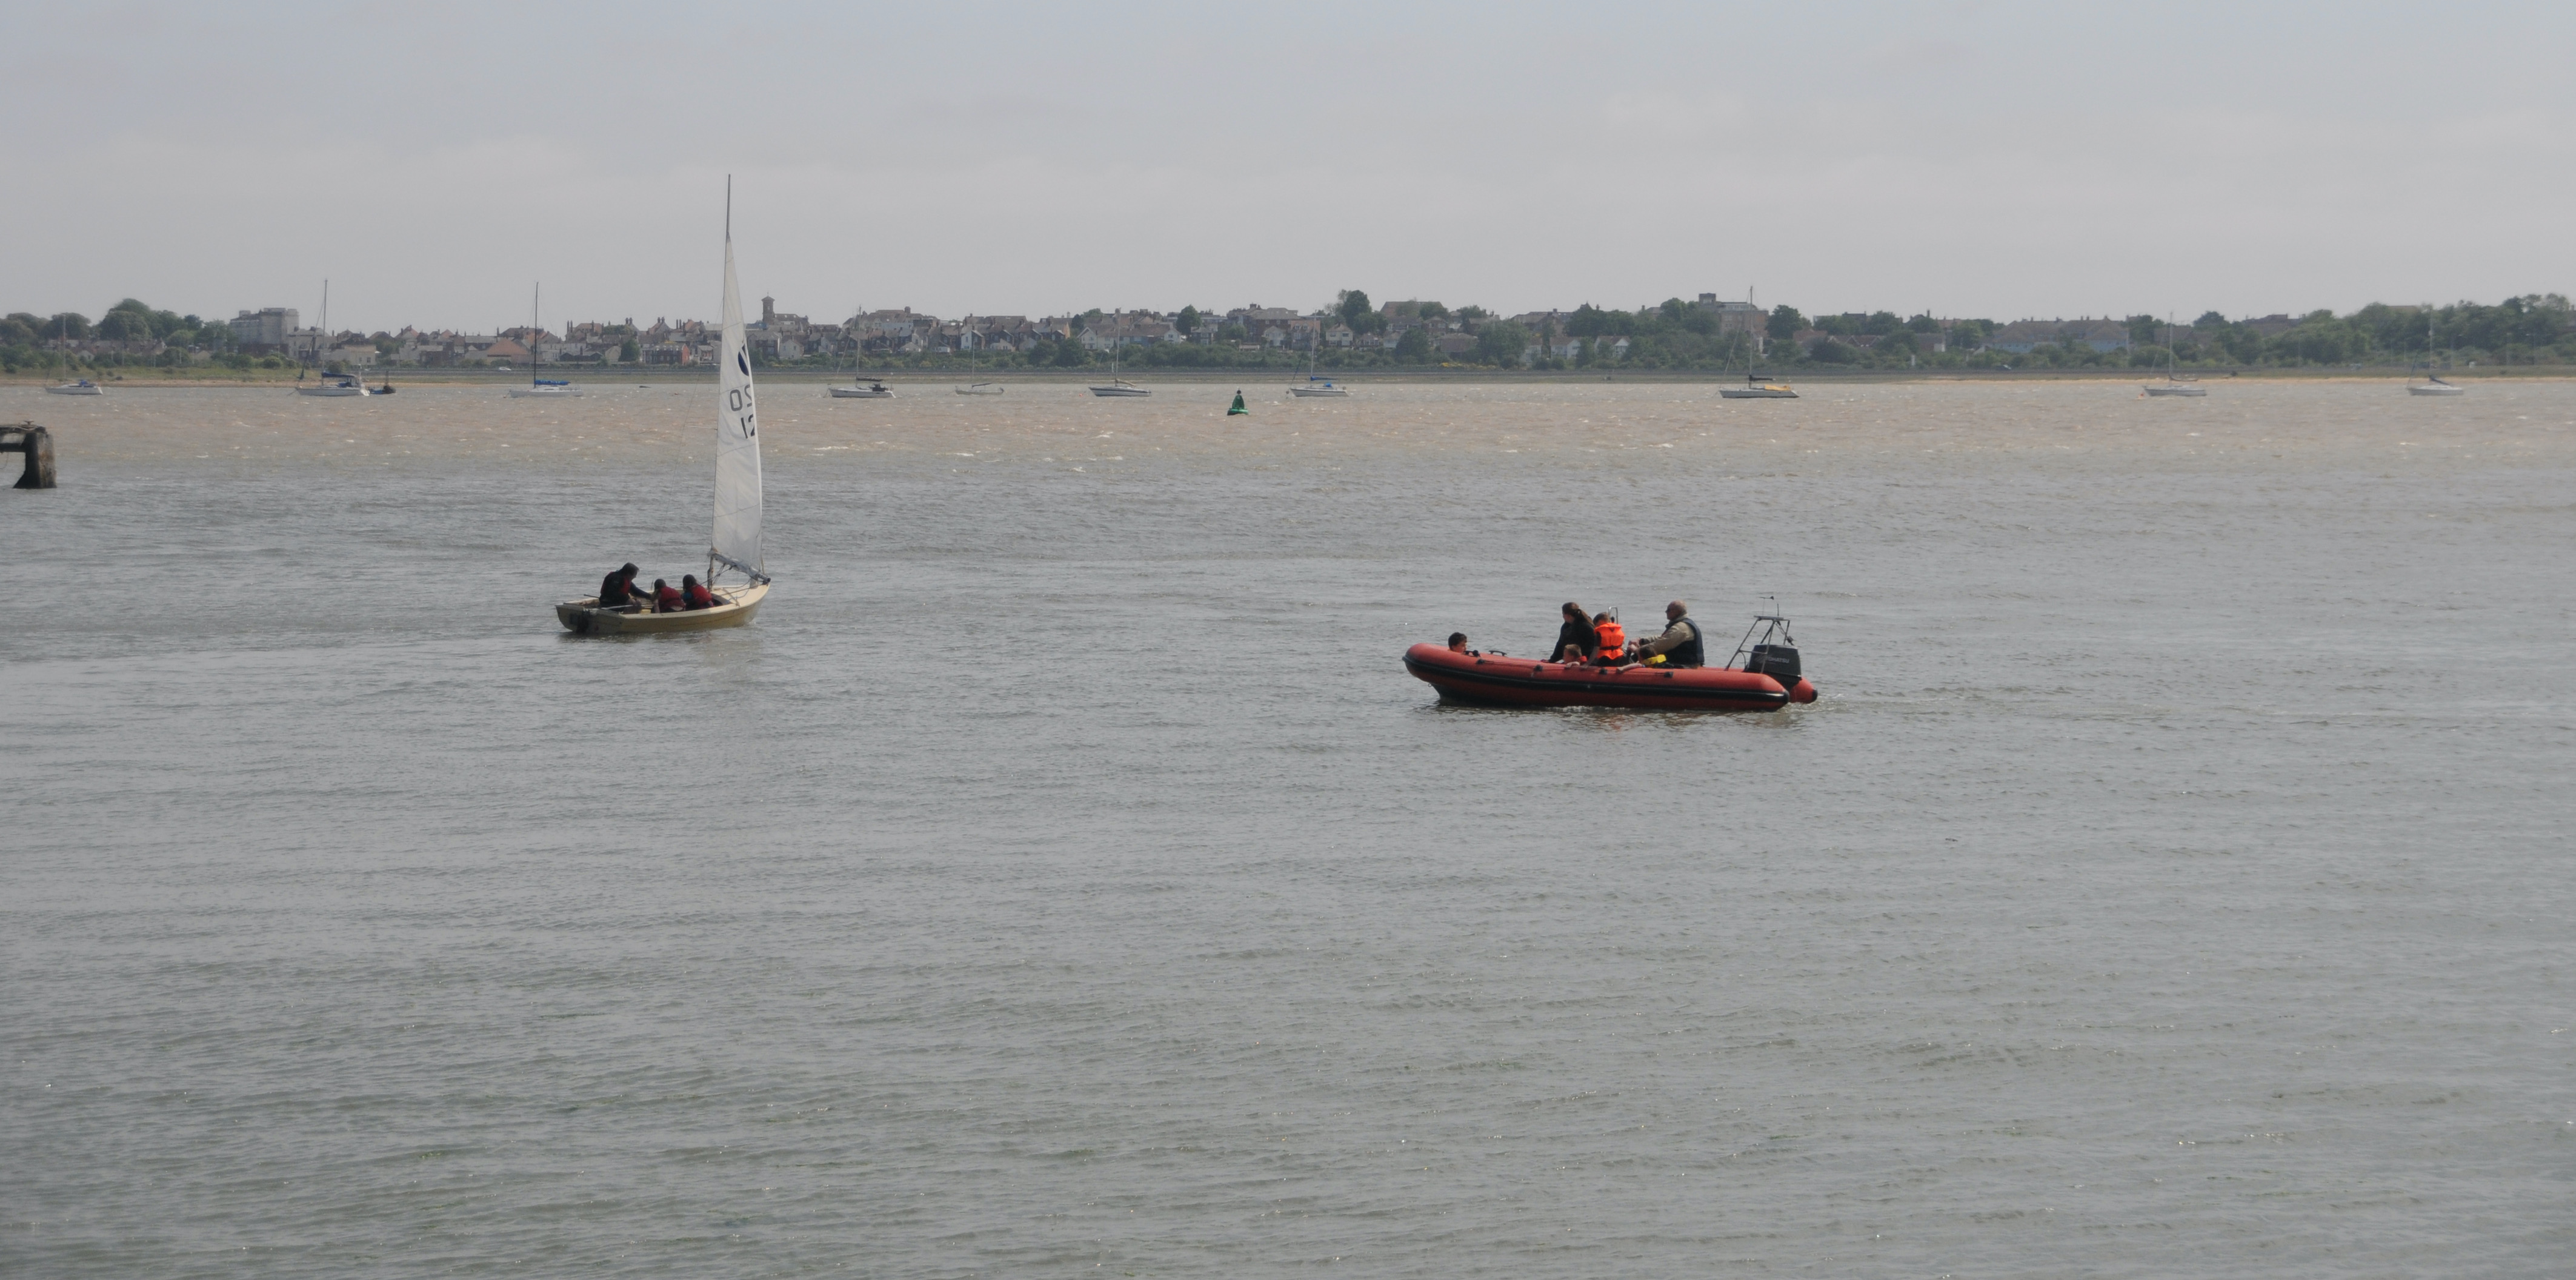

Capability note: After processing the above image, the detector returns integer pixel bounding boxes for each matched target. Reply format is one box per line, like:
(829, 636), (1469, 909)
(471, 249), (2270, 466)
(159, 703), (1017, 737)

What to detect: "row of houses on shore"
(175, 294), (1779, 366)
(32, 299), (2311, 365)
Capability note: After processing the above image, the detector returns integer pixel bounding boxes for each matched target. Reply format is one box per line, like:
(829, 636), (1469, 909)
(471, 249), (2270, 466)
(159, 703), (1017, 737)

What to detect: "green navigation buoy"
(1227, 390), (1248, 416)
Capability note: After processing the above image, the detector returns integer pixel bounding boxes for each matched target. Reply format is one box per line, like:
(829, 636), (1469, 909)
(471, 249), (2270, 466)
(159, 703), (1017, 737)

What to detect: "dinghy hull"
(557, 582), (767, 635)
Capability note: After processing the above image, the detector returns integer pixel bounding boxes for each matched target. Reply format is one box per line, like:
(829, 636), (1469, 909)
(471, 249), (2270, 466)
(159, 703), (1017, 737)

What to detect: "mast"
(711, 174), (767, 585)
(1750, 285), (1762, 362)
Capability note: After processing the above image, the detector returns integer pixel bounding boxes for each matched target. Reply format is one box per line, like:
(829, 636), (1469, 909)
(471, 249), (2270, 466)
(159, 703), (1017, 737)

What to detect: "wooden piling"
(4, 423), (56, 488)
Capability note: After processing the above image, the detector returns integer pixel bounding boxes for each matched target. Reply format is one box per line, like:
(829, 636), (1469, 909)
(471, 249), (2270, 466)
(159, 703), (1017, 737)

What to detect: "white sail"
(711, 227), (765, 580)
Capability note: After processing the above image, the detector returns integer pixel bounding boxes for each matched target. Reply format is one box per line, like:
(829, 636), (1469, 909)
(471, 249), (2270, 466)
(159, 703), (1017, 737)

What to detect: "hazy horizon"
(7, 1), (2571, 333)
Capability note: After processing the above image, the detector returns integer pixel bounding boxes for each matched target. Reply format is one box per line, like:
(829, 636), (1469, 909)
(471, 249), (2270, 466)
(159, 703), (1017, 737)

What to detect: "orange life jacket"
(1592, 620), (1626, 663)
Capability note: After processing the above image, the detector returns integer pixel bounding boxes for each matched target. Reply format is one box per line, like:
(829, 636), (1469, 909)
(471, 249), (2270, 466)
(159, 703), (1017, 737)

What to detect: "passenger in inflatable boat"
(1590, 612), (1629, 666)
(1632, 602), (1706, 668)
(681, 574), (717, 610)
(1553, 603), (1599, 664)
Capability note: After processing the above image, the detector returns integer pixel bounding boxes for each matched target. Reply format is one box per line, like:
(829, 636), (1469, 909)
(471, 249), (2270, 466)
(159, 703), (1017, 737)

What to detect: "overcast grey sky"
(6, 1), (2570, 333)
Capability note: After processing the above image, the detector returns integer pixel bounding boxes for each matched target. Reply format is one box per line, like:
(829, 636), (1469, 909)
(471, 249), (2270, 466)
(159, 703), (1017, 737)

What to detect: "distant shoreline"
(6, 365), (2569, 388)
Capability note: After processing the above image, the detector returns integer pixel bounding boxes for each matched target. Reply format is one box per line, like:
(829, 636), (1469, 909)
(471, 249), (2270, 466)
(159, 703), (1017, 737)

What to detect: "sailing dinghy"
(557, 189), (771, 635)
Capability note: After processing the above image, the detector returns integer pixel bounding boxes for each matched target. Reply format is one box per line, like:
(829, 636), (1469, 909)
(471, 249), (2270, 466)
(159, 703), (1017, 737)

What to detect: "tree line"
(12, 291), (2572, 376)
(0, 299), (278, 373)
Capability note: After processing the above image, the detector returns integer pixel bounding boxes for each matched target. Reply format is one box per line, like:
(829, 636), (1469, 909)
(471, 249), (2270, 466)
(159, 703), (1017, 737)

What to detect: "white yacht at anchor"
(298, 371), (370, 397)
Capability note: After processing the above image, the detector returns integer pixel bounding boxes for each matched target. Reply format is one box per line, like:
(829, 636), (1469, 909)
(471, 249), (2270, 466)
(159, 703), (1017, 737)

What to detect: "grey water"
(4, 380), (2571, 1277)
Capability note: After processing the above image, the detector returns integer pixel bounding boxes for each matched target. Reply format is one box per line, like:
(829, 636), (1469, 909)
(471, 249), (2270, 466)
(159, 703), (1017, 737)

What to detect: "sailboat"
(2142, 316), (2206, 397)
(828, 308), (893, 397)
(1719, 372), (1798, 399)
(1288, 337), (1347, 397)
(1719, 289), (1794, 397)
(2409, 312), (2465, 395)
(43, 304), (103, 391)
(555, 184), (771, 635)
(300, 371), (368, 397)
(507, 284), (584, 397)
(1089, 340), (1149, 396)
(296, 279), (371, 396)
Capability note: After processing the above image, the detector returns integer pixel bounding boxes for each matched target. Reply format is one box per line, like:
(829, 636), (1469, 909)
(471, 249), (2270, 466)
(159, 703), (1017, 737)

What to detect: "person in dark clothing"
(1633, 600), (1707, 668)
(648, 578), (684, 612)
(596, 563), (644, 609)
(681, 574), (717, 610)
(1553, 602), (1597, 664)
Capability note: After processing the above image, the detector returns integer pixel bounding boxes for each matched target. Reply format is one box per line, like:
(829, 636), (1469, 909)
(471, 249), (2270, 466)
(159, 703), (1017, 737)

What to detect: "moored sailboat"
(507, 284), (585, 397)
(298, 371), (370, 397)
(556, 185), (771, 635)
(1288, 341), (1347, 396)
(1719, 373), (1797, 399)
(2408, 313), (2466, 394)
(2142, 316), (2206, 396)
(295, 279), (372, 396)
(829, 312), (894, 396)
(1089, 344), (1149, 396)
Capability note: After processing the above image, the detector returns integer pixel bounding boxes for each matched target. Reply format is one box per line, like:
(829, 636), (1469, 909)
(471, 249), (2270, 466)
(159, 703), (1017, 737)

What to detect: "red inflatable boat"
(1403, 613), (1818, 712)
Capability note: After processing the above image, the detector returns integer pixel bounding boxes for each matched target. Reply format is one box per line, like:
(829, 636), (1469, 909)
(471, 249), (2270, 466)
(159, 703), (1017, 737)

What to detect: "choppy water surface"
(5, 378), (2572, 1277)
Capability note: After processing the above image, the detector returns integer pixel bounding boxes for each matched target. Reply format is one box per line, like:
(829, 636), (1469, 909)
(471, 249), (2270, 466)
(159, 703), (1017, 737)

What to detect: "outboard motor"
(1745, 643), (1801, 685)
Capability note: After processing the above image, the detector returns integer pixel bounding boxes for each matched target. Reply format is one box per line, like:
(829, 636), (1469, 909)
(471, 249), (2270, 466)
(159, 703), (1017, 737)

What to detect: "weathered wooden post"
(4, 422), (56, 488)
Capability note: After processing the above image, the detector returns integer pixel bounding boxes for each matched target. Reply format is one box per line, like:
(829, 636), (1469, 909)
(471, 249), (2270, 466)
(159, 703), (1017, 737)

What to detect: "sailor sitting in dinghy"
(595, 563), (645, 611)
